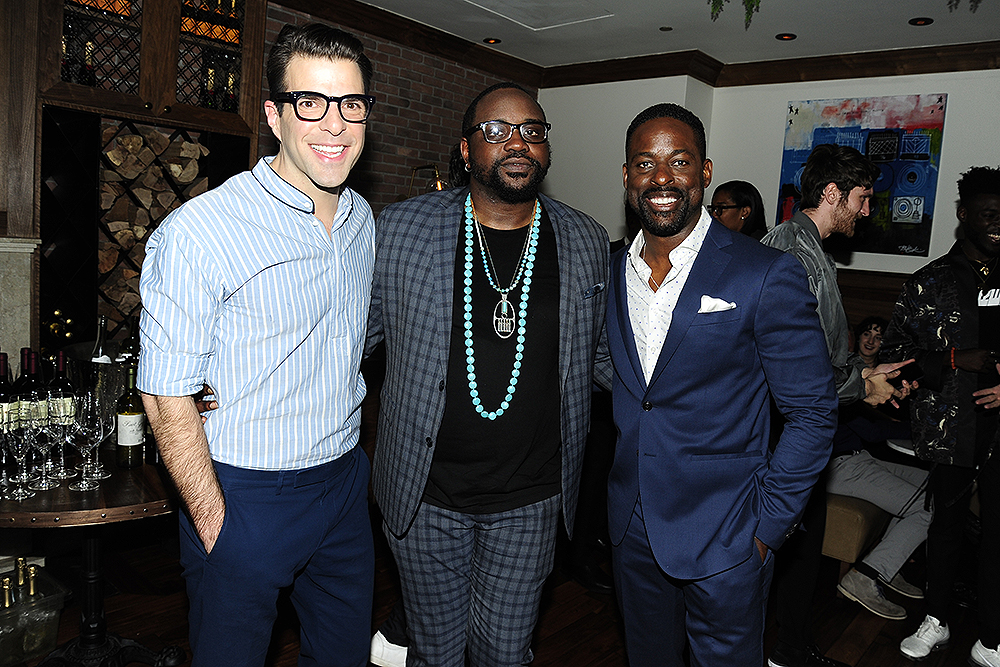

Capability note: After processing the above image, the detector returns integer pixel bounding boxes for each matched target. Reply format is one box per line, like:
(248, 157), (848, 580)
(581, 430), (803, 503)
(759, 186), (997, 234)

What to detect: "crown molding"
(716, 40), (1000, 87)
(272, 2), (1000, 90)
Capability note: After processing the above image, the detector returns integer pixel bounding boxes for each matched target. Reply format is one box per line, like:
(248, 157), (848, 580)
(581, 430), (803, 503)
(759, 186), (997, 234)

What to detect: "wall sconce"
(400, 164), (447, 201)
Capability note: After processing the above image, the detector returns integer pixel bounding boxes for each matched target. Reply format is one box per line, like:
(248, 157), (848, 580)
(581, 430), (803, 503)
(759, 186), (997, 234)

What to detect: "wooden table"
(0, 450), (185, 667)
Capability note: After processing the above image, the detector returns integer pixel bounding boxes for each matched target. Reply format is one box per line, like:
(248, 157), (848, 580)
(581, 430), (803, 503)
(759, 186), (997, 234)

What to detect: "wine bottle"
(78, 40), (97, 87)
(115, 316), (140, 363)
(91, 315), (111, 364)
(116, 364), (145, 469)
(48, 351), (75, 393)
(11, 347), (31, 392)
(0, 352), (11, 420)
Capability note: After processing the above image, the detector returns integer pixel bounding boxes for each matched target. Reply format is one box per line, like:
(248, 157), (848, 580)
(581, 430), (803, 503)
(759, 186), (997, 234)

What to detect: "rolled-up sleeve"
(139, 219), (220, 397)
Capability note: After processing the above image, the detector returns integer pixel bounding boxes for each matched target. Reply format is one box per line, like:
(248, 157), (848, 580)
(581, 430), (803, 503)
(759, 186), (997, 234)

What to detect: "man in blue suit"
(598, 103), (838, 667)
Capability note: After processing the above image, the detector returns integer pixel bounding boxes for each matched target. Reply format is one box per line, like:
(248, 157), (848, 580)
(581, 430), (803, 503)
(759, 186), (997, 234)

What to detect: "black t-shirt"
(424, 206), (561, 514)
(975, 265), (1000, 457)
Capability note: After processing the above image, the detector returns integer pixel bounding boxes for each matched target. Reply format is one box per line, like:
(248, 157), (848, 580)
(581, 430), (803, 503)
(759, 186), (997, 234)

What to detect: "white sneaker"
(971, 640), (1000, 667)
(370, 630), (408, 667)
(899, 614), (949, 660)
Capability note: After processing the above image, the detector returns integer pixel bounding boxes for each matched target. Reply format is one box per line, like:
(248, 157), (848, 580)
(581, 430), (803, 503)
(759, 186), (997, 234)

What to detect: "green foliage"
(947, 0), (982, 10)
(709, 0), (762, 30)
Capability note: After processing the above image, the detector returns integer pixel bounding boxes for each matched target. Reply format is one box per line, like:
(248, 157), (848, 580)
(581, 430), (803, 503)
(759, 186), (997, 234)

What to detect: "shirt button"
(439, 380), (445, 391)
(425, 437), (433, 448)
(642, 401), (653, 411)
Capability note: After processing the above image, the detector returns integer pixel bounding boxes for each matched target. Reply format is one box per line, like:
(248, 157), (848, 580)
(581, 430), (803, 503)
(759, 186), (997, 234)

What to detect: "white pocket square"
(698, 295), (737, 313)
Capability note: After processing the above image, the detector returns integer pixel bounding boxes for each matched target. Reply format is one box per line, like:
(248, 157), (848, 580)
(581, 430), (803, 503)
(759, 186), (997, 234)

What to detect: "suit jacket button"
(425, 437), (433, 448)
(438, 380), (445, 391)
(642, 401), (653, 411)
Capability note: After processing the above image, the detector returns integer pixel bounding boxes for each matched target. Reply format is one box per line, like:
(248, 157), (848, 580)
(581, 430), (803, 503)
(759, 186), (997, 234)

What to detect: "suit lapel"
(611, 249), (648, 392)
(547, 196), (576, 395)
(646, 223), (732, 388)
(433, 192), (464, 369)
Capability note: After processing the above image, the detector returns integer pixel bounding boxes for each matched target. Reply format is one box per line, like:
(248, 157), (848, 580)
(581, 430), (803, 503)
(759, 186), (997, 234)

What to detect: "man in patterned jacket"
(883, 165), (1000, 666)
(365, 82), (609, 667)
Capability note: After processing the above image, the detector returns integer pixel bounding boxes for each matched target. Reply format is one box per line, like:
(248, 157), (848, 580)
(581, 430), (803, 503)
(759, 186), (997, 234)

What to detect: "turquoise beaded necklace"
(463, 193), (541, 420)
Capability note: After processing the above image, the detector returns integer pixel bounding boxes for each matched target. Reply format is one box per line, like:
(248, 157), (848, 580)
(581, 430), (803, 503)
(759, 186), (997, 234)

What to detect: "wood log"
(97, 247), (119, 274)
(133, 187), (153, 209)
(141, 129), (170, 155)
(106, 197), (132, 223)
(118, 134), (144, 154)
(186, 177), (209, 198)
(176, 159), (199, 184)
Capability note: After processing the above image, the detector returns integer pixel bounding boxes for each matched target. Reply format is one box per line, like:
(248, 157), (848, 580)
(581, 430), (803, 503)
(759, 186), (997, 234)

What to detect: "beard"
(470, 151), (550, 204)
(629, 186), (701, 238)
(830, 196), (860, 237)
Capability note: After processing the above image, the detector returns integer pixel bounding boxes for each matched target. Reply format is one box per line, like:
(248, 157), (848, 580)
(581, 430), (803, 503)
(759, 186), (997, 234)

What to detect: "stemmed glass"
(69, 390), (112, 492)
(5, 399), (35, 500)
(46, 389), (78, 479)
(26, 391), (60, 491)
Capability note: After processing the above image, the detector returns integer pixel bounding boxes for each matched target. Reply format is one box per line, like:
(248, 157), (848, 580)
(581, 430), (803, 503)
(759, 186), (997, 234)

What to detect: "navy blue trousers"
(613, 499), (774, 667)
(178, 446), (374, 667)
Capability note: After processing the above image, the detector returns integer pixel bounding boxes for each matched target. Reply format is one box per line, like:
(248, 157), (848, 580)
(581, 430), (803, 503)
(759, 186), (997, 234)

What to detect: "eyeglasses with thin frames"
(271, 91), (376, 123)
(465, 120), (551, 144)
(707, 204), (741, 217)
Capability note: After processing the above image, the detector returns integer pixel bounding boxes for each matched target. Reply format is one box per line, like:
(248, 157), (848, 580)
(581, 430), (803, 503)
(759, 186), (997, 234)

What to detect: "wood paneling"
(541, 50), (725, 89)
(837, 268), (910, 330)
(717, 40), (1000, 87)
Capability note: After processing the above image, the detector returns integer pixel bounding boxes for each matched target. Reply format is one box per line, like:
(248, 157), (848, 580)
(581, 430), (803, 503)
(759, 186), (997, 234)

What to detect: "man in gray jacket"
(761, 143), (911, 667)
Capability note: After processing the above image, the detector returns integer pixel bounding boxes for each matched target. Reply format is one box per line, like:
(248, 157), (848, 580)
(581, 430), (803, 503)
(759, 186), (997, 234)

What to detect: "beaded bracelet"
(950, 347), (956, 370)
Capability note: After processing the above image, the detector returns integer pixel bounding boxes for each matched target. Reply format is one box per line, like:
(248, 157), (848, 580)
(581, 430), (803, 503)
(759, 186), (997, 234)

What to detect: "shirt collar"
(627, 206), (713, 278)
(252, 156), (317, 215)
(252, 156), (359, 232)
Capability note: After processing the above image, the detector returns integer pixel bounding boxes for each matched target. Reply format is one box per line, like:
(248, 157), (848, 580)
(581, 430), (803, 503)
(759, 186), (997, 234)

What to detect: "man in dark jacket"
(882, 165), (1000, 666)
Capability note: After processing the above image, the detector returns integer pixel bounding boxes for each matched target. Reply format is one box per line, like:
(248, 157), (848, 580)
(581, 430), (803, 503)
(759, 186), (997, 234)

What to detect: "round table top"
(0, 449), (177, 527)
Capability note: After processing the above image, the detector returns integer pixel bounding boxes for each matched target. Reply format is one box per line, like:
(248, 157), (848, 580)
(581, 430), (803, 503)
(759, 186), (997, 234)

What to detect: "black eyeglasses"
(465, 120), (551, 144)
(271, 91), (376, 123)
(707, 204), (740, 216)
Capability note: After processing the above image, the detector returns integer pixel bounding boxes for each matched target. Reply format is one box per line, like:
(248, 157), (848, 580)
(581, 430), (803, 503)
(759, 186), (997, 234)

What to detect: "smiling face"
(264, 55), (367, 206)
(856, 325), (883, 365)
(959, 193), (1000, 262)
(461, 88), (550, 204)
(830, 185), (873, 238)
(623, 117), (712, 239)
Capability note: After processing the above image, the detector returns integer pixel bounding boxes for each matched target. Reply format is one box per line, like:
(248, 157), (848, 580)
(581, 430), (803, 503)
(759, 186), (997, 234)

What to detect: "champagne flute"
(46, 389), (78, 479)
(5, 400), (35, 500)
(27, 392), (59, 491)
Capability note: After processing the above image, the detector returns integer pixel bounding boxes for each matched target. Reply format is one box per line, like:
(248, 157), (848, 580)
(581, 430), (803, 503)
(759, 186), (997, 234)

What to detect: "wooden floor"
(13, 507), (984, 667)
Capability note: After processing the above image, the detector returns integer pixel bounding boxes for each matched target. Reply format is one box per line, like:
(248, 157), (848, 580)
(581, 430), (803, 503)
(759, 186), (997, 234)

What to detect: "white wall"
(539, 69), (1000, 274)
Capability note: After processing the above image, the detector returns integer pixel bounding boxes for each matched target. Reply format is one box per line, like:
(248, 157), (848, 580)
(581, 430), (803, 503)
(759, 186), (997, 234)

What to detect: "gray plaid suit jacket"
(366, 187), (610, 539)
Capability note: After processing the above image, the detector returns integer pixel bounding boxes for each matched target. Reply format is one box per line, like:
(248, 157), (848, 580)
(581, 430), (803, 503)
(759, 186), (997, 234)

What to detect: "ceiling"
(352, 0), (999, 68)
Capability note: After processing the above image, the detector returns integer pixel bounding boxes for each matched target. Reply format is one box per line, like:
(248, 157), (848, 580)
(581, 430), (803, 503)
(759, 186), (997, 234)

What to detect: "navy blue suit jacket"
(603, 220), (836, 580)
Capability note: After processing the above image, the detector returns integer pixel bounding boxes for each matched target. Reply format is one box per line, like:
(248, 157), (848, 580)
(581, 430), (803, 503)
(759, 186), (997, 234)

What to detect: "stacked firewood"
(97, 124), (210, 327)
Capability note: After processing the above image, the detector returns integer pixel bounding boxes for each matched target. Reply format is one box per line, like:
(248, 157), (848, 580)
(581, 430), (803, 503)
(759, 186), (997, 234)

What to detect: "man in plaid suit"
(365, 82), (609, 667)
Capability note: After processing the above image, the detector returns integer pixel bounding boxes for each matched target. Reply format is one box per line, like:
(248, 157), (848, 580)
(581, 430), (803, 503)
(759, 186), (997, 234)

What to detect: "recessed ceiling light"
(659, 26), (673, 32)
(909, 16), (934, 26)
(775, 33), (797, 41)
(483, 37), (501, 44)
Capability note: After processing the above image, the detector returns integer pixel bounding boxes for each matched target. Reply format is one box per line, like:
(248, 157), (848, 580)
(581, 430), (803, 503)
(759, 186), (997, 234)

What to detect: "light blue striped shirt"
(138, 157), (375, 470)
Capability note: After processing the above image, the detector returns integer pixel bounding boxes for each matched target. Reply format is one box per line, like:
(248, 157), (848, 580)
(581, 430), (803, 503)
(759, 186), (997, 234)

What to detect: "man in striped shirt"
(139, 24), (376, 667)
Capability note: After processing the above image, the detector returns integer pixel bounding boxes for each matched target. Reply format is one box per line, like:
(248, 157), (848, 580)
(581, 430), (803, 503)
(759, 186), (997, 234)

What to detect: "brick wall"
(262, 4), (533, 216)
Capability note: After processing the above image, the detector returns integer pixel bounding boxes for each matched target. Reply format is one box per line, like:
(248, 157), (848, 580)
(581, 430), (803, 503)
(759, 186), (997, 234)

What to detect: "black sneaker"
(769, 644), (851, 667)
